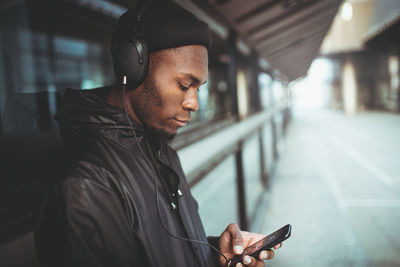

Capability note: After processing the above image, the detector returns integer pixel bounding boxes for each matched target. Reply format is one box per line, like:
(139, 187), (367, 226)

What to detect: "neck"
(107, 84), (142, 125)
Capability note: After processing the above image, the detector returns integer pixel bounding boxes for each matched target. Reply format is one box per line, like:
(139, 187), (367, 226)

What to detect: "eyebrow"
(179, 72), (207, 85)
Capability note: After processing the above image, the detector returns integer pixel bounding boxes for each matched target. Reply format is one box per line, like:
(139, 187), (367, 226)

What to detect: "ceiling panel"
(267, 44), (318, 65)
(261, 31), (327, 58)
(255, 15), (333, 52)
(211, 0), (272, 20)
(245, 0), (338, 39)
(253, 7), (337, 48)
(268, 42), (321, 79)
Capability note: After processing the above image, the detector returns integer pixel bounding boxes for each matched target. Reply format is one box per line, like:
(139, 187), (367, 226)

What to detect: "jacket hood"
(56, 86), (129, 129)
(55, 86), (144, 154)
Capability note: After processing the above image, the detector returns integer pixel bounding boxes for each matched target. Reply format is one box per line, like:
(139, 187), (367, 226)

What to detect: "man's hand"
(218, 223), (282, 267)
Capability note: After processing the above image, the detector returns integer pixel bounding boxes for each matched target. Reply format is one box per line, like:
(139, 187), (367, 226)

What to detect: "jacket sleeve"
(207, 236), (222, 267)
(57, 177), (148, 267)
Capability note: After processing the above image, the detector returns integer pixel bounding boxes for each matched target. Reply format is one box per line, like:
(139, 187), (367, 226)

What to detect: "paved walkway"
(258, 110), (400, 267)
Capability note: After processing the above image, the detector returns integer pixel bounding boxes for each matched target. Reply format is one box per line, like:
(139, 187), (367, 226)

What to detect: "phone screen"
(243, 224), (291, 256)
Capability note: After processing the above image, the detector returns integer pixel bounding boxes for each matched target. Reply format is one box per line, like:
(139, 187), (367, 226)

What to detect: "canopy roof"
(208, 0), (342, 80)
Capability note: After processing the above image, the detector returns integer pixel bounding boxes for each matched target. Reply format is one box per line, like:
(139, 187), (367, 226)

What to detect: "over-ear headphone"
(111, 0), (151, 89)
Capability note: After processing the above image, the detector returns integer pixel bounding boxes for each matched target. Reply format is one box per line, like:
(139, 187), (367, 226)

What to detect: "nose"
(182, 90), (199, 112)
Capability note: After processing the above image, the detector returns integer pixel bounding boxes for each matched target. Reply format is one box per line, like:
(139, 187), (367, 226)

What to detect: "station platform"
(1, 110), (399, 267)
(256, 110), (400, 267)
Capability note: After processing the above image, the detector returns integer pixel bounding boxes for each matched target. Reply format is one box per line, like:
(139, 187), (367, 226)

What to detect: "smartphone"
(227, 224), (292, 267)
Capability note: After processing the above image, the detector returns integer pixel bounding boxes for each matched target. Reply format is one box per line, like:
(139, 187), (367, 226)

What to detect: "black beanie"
(114, 0), (212, 53)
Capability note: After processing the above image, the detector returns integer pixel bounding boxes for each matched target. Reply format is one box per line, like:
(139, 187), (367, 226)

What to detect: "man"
(35, 1), (281, 266)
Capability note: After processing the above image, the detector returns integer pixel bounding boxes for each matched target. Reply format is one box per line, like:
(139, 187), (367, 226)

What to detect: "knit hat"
(113, 0), (212, 53)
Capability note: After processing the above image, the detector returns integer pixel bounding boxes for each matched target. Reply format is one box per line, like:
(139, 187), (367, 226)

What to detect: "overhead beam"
(254, 20), (329, 50)
(263, 39), (320, 58)
(257, 24), (329, 55)
(274, 48), (320, 77)
(173, 0), (229, 39)
(252, 10), (333, 48)
(248, 0), (339, 40)
(247, 0), (328, 35)
(260, 31), (326, 58)
(279, 57), (314, 78)
(264, 42), (320, 64)
(278, 50), (316, 67)
(235, 0), (281, 24)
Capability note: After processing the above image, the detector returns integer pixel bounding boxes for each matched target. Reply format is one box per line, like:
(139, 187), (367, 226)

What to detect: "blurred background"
(0, 0), (399, 266)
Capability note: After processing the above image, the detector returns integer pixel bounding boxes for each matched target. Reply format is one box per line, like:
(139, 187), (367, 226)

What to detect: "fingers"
(273, 243), (282, 250)
(226, 223), (243, 254)
(235, 249), (275, 267)
(234, 262), (263, 267)
(259, 249), (274, 260)
(243, 255), (252, 265)
(236, 255), (264, 267)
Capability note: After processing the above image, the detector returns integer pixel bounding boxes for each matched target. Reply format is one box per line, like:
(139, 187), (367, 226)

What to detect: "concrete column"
(342, 59), (358, 115)
(248, 52), (261, 113)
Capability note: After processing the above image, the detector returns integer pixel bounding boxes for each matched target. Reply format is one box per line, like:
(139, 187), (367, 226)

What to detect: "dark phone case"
(227, 224), (292, 267)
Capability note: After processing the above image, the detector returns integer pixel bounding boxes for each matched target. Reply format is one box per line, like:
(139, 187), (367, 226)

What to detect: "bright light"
(237, 70), (249, 119)
(388, 55), (399, 75)
(290, 58), (334, 111)
(342, 2), (353, 21)
(81, 79), (95, 89)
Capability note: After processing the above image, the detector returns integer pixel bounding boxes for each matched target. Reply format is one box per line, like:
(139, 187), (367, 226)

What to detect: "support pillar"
(228, 30), (249, 229)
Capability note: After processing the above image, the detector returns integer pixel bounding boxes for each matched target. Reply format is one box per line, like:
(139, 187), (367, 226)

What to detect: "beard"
(131, 74), (176, 144)
(144, 125), (176, 144)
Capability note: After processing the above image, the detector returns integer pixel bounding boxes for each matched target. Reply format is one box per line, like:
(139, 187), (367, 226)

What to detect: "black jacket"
(35, 86), (220, 267)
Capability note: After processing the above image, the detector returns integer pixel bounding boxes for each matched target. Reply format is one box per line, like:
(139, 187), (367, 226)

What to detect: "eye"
(178, 82), (190, 91)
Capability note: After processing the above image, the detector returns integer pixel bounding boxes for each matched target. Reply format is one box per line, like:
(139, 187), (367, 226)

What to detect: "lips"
(174, 118), (189, 127)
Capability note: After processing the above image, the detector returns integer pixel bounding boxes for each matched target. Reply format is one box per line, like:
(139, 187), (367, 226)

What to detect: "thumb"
(226, 223), (243, 254)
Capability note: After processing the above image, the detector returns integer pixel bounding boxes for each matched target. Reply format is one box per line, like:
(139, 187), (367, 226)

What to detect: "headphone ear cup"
(112, 38), (148, 89)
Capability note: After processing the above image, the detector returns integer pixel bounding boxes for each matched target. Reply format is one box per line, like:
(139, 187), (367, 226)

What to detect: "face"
(131, 45), (208, 142)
